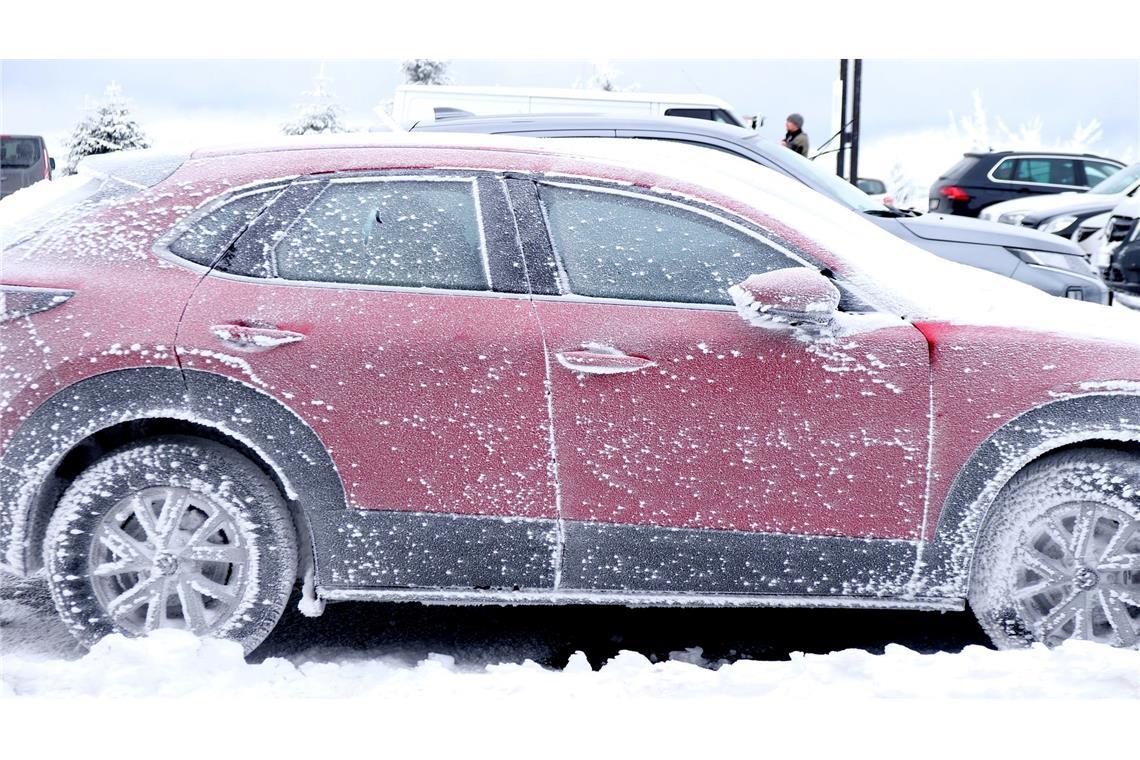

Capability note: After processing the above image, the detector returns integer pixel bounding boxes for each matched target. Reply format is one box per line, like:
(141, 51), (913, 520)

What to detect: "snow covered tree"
(575, 60), (637, 92)
(62, 83), (150, 175)
(282, 64), (347, 136)
(401, 59), (450, 85)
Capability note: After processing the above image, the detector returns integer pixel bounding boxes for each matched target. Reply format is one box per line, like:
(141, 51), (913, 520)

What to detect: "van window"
(0, 137), (42, 168)
(664, 108), (742, 127)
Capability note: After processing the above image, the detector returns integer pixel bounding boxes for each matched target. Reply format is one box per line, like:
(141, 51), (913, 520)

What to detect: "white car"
(1074, 211), (1111, 257)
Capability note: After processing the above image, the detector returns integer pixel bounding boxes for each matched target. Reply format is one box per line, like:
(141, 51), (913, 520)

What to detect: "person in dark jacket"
(781, 113), (810, 157)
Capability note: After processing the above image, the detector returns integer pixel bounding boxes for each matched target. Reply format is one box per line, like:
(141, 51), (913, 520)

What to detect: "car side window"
(538, 184), (801, 305)
(170, 186), (284, 267)
(991, 159), (1015, 180)
(274, 178), (489, 290)
(1083, 161), (1118, 186)
(1014, 158), (1077, 186)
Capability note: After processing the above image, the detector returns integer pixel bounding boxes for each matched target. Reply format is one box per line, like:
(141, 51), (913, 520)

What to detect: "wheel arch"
(1, 367), (347, 575)
(913, 392), (1140, 599)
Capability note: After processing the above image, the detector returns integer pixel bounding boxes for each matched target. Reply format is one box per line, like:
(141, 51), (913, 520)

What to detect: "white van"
(390, 84), (750, 128)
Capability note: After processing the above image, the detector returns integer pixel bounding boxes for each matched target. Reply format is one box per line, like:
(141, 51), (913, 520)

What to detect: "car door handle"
(555, 347), (656, 375)
(210, 324), (306, 353)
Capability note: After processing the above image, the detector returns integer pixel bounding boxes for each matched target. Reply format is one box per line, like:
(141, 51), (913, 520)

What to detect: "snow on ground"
(4, 627), (1137, 700)
(3, 574), (1137, 701)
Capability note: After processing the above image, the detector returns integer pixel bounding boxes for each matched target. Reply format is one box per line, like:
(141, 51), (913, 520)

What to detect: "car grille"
(1105, 215), (1137, 244)
(1075, 227), (1099, 242)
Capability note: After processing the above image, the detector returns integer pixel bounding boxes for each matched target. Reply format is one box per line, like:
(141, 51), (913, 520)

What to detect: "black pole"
(837, 59), (848, 179)
(850, 58), (862, 186)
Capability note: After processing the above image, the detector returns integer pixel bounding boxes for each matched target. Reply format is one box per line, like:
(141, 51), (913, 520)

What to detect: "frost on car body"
(1, 135), (1138, 655)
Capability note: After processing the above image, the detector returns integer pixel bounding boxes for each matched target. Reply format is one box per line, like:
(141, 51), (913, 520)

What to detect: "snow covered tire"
(43, 436), (298, 656)
(969, 447), (1140, 650)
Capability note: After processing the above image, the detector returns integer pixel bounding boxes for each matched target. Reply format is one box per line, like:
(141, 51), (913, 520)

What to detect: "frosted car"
(2, 136), (1138, 657)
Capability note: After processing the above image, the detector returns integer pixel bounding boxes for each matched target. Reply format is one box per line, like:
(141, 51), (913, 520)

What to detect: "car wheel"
(43, 435), (298, 656)
(969, 447), (1140, 649)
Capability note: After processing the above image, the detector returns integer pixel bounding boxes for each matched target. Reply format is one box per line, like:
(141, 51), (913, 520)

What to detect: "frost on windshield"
(274, 179), (488, 289)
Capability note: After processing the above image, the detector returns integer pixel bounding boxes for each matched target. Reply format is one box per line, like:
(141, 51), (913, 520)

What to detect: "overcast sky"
(3, 59), (1138, 181)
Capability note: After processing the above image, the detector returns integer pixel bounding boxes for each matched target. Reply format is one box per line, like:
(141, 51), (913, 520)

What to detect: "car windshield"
(1089, 163), (1140, 194)
(738, 133), (890, 213)
(1, 137), (42, 168)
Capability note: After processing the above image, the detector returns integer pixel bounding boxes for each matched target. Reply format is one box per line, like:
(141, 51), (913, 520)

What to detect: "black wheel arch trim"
(912, 391), (1140, 598)
(0, 367), (347, 575)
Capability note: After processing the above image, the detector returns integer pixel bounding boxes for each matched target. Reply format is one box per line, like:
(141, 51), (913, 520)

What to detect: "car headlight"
(998, 211), (1029, 225)
(1038, 215), (1077, 234)
(1007, 247), (1091, 273)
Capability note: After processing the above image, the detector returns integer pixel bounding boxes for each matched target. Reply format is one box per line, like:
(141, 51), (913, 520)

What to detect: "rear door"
(174, 171), (558, 592)
(513, 178), (933, 599)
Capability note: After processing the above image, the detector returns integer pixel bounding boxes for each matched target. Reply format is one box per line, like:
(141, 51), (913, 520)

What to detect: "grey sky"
(3, 59), (1138, 177)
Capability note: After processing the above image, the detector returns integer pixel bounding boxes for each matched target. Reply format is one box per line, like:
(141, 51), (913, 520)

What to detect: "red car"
(2, 136), (1138, 655)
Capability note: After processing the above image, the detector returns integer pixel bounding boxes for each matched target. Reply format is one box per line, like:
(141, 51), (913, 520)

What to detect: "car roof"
(964, 150), (1124, 163)
(409, 112), (758, 139)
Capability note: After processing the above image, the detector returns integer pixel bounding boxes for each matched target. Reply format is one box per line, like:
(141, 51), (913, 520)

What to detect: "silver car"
(413, 114), (1108, 303)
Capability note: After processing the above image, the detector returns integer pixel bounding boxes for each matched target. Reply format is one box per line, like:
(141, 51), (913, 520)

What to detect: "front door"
(522, 180), (932, 597)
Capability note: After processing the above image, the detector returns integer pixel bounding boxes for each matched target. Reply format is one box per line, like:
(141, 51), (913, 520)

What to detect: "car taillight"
(939, 185), (971, 202)
(1, 285), (75, 323)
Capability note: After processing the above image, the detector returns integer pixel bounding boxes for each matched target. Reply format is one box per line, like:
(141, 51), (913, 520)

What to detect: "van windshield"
(1, 137), (43, 168)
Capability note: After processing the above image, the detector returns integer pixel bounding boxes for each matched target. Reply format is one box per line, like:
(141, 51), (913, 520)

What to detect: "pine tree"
(282, 64), (347, 136)
(401, 59), (450, 85)
(575, 60), (637, 93)
(63, 83), (150, 175)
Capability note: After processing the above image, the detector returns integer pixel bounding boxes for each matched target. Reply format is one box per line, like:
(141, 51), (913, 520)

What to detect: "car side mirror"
(49, 157), (56, 172)
(729, 268), (840, 329)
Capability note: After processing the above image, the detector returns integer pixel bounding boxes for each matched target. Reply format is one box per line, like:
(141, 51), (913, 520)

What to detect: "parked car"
(928, 151), (1124, 218)
(1094, 195), (1140, 298)
(412, 114), (1107, 302)
(980, 163), (1140, 238)
(391, 84), (747, 128)
(1074, 211), (1111, 257)
(856, 177), (891, 206)
(2, 136), (1138, 656)
(0, 135), (55, 199)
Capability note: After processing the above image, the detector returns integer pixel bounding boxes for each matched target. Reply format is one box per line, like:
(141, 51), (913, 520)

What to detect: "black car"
(1099, 199), (1140, 296)
(928, 151), (1124, 218)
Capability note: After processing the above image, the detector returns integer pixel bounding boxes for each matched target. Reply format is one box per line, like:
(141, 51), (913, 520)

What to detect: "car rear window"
(170, 186), (285, 267)
(274, 178), (489, 290)
(539, 183), (798, 304)
(0, 137), (42, 168)
(940, 156), (978, 180)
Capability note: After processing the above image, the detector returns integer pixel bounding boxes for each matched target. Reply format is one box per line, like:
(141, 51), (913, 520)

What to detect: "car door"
(512, 178), (933, 598)
(174, 171), (558, 592)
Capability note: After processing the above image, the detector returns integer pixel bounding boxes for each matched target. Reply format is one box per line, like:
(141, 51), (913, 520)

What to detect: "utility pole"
(850, 59), (862, 187)
(837, 59), (848, 180)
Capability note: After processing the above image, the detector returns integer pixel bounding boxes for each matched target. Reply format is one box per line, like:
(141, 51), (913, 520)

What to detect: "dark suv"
(0, 135), (55, 199)
(929, 151), (1124, 217)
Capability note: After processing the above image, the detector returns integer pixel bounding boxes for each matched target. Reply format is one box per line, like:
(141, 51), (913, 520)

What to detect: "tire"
(43, 435), (298, 656)
(969, 447), (1140, 650)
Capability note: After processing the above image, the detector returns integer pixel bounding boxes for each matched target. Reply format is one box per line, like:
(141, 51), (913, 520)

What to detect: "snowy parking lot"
(3, 573), (1137, 700)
